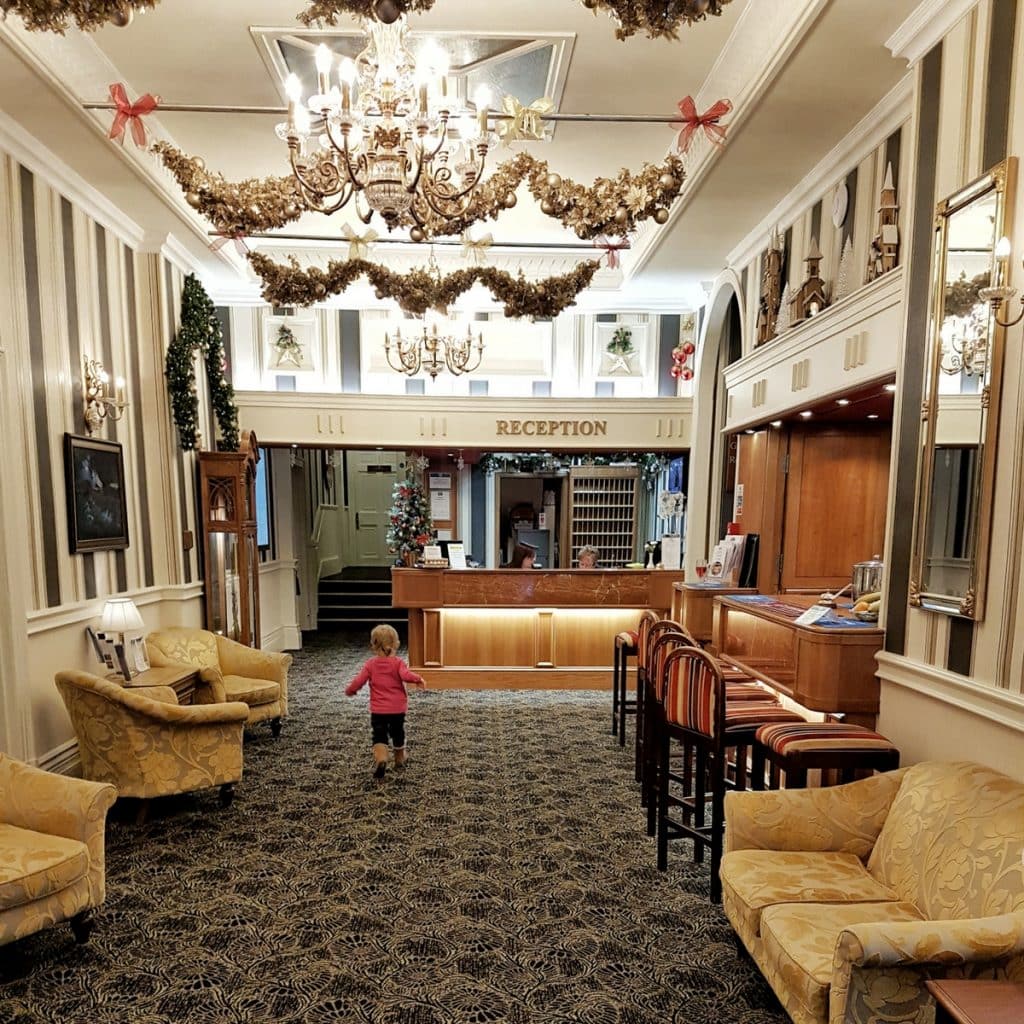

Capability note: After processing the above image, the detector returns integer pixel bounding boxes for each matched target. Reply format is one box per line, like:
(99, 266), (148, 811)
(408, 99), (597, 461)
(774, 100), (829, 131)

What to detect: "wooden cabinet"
(568, 466), (639, 567)
(198, 431), (261, 648)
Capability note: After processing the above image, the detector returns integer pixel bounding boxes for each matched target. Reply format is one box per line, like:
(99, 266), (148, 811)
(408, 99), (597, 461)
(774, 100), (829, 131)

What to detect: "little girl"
(345, 624), (425, 780)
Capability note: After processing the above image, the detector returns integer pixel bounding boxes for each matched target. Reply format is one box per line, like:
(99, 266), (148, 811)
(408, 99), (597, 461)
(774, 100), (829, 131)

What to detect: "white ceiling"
(0, 0), (921, 311)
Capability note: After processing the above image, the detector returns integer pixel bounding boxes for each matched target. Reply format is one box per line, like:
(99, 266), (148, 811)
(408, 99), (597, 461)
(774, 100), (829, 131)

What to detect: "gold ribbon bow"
(496, 95), (555, 144)
(339, 222), (378, 261)
(461, 231), (493, 265)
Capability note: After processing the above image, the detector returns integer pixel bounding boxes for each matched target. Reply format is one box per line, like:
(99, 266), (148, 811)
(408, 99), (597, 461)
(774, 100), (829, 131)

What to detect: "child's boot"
(372, 743), (389, 780)
(394, 746), (407, 771)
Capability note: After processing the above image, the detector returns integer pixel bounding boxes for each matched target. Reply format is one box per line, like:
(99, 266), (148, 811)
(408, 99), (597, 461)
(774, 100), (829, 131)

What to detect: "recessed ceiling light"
(770, 420), (782, 428)
(800, 410), (813, 418)
(837, 399), (850, 406)
(884, 383), (897, 392)
(745, 429), (756, 435)
(291, 444), (298, 449)
(867, 414), (879, 419)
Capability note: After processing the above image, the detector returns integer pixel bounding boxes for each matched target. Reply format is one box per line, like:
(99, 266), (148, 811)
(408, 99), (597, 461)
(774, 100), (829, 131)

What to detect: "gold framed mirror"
(911, 157), (1017, 619)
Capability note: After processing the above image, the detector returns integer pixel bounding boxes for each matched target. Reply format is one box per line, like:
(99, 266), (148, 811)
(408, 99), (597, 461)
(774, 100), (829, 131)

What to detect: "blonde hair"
(370, 624), (400, 656)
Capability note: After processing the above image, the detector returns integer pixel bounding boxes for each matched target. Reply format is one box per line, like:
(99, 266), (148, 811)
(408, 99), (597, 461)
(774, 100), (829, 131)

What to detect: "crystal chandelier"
(277, 18), (493, 238)
(385, 321), (484, 380)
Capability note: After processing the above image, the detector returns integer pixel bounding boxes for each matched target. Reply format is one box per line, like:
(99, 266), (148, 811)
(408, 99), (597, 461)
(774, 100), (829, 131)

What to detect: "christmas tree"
(387, 478), (433, 562)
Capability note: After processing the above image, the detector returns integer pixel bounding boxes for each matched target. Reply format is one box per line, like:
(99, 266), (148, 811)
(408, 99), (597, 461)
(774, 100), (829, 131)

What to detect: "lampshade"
(99, 598), (144, 634)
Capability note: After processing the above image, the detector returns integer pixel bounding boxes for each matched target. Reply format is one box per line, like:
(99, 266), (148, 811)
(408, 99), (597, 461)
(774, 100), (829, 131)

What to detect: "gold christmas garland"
(247, 251), (602, 318)
(153, 143), (684, 242)
(5, 0), (732, 40)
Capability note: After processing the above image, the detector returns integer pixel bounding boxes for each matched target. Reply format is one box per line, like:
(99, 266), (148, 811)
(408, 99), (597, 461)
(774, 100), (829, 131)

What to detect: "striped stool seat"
(725, 682), (778, 702)
(724, 704), (804, 735)
(752, 721), (900, 790)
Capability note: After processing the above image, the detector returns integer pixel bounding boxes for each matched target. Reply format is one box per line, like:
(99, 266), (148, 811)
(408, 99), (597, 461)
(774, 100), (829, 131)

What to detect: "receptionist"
(505, 544), (537, 569)
(577, 546), (600, 569)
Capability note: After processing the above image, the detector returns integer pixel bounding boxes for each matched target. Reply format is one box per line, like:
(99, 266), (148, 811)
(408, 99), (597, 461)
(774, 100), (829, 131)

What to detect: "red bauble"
(671, 348), (686, 364)
(681, 367), (694, 381)
(681, 341), (696, 356)
(670, 365), (683, 379)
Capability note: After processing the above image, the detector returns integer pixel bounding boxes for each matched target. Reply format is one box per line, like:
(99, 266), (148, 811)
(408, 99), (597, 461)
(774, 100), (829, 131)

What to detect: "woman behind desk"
(577, 545), (600, 569)
(505, 543), (537, 569)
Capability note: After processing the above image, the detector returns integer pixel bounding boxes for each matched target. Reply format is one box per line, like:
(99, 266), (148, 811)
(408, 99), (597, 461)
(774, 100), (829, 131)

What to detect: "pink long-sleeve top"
(345, 655), (423, 714)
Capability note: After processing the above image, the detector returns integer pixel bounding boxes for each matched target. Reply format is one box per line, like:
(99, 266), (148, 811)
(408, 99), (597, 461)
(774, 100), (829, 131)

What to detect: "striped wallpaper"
(1, 151), (205, 612)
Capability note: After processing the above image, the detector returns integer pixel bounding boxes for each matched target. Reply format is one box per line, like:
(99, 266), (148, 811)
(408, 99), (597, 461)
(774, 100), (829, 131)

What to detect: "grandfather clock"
(198, 430), (261, 648)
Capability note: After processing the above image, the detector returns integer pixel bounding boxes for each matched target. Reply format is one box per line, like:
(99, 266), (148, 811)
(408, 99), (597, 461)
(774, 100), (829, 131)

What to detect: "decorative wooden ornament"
(867, 162), (900, 282)
(790, 237), (828, 322)
(755, 228), (785, 346)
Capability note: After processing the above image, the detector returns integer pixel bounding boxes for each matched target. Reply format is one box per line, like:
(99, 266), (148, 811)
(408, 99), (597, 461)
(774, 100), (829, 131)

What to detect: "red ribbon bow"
(594, 236), (628, 269)
(108, 83), (160, 148)
(671, 96), (732, 155)
(209, 230), (250, 256)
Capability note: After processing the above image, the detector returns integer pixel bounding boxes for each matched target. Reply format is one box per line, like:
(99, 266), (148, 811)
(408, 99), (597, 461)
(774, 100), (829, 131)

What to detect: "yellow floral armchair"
(719, 761), (1024, 1024)
(146, 628), (291, 735)
(55, 670), (248, 811)
(0, 753), (117, 948)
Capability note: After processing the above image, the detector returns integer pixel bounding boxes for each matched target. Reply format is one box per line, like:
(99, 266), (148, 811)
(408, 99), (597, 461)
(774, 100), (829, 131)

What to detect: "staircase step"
(319, 594), (394, 608)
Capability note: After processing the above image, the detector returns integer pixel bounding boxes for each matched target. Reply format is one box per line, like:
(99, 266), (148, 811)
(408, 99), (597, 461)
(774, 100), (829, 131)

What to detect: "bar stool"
(654, 648), (805, 901)
(634, 614), (674, 784)
(611, 627), (639, 746)
(751, 722), (900, 790)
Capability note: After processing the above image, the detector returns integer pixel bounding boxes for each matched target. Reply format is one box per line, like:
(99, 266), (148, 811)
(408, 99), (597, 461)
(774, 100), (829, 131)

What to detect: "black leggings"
(370, 713), (406, 748)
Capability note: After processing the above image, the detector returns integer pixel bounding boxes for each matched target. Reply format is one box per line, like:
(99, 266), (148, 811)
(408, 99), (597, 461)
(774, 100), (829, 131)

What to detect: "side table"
(110, 666), (200, 705)
(926, 980), (1024, 1024)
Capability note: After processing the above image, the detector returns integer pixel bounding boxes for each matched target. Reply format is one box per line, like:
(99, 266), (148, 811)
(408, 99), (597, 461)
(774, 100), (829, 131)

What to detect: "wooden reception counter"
(392, 568), (684, 688)
(712, 594), (883, 728)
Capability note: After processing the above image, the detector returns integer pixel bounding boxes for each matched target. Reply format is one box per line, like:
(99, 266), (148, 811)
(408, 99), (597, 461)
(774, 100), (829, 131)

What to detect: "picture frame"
(63, 434), (129, 554)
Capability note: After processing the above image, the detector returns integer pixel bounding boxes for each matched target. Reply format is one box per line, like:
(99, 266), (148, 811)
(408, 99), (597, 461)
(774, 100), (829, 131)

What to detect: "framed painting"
(63, 434), (129, 553)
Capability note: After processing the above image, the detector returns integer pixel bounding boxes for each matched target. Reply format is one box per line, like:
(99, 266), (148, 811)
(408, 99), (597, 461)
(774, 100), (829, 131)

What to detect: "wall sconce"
(980, 236), (1024, 328)
(83, 356), (128, 435)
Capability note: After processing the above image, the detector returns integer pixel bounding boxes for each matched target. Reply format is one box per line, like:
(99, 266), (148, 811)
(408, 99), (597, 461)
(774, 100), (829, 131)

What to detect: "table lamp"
(99, 598), (144, 677)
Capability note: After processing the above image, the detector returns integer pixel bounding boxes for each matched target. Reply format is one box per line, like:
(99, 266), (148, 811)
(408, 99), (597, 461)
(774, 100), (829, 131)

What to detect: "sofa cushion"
(222, 675), (280, 707)
(868, 761), (1024, 919)
(0, 824), (89, 910)
(759, 900), (924, 1024)
(146, 629), (219, 670)
(720, 849), (898, 943)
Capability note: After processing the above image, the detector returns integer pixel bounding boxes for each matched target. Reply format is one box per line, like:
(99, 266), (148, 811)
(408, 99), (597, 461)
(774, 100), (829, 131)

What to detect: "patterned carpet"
(0, 632), (787, 1024)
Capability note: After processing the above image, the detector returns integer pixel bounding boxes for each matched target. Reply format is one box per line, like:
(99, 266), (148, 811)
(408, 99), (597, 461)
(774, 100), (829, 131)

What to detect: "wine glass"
(695, 559), (707, 581)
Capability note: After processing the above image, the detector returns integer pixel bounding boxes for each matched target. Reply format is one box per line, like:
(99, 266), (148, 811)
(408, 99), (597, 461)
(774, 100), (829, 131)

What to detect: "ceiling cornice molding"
(726, 74), (914, 272)
(625, 0), (832, 279)
(886, 0), (980, 66)
(0, 109), (145, 251)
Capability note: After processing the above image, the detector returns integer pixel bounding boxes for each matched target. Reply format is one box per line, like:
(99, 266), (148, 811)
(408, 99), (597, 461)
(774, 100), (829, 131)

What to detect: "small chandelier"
(939, 310), (989, 377)
(277, 18), (493, 237)
(385, 321), (484, 380)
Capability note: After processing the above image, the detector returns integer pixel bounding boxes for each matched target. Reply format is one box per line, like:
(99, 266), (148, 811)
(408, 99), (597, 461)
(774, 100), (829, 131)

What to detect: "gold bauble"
(315, 283), (327, 297)
(374, 289), (385, 300)
(614, 206), (629, 226)
(659, 174), (677, 190)
(541, 199), (556, 215)
(185, 192), (200, 207)
(503, 193), (518, 209)
(111, 3), (134, 27)
(410, 227), (425, 243)
(373, 0), (403, 24)
(546, 173), (562, 189)
(654, 208), (670, 225)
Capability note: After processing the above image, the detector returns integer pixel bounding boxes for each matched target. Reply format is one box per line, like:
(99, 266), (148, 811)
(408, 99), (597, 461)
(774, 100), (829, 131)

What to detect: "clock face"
(832, 183), (849, 228)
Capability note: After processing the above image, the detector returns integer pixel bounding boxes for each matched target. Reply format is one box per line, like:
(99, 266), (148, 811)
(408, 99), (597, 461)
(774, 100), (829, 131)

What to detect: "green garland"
(478, 451), (667, 488)
(165, 274), (239, 452)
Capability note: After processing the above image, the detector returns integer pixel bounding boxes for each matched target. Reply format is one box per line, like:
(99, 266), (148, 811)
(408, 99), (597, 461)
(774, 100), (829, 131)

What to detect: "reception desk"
(712, 594), (883, 728)
(392, 568), (684, 688)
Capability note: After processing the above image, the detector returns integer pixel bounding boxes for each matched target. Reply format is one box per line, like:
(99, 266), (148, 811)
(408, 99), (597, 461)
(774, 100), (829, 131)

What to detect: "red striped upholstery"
(724, 704), (804, 735)
(756, 722), (897, 754)
(664, 650), (720, 738)
(616, 629), (640, 650)
(636, 612), (659, 672)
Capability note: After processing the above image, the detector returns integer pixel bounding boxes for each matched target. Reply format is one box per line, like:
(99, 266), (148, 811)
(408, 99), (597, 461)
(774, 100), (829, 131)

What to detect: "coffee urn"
(852, 555), (884, 601)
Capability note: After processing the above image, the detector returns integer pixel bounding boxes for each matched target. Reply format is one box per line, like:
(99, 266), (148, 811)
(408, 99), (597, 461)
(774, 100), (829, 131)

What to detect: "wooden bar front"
(712, 594), (883, 728)
(672, 583), (757, 646)
(392, 568), (683, 688)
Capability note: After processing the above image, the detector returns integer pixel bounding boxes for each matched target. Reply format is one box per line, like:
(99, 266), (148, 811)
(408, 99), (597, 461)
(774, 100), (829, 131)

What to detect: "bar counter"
(712, 593), (884, 728)
(392, 568), (684, 688)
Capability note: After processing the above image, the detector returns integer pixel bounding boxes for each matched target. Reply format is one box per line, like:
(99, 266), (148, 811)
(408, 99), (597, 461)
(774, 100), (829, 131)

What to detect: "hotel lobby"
(1, 1), (1024, 1022)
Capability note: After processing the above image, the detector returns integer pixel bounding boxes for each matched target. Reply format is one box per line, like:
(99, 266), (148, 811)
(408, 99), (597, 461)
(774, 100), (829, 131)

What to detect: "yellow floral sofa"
(720, 761), (1024, 1024)
(146, 628), (291, 735)
(0, 753), (117, 947)
(55, 670), (249, 810)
